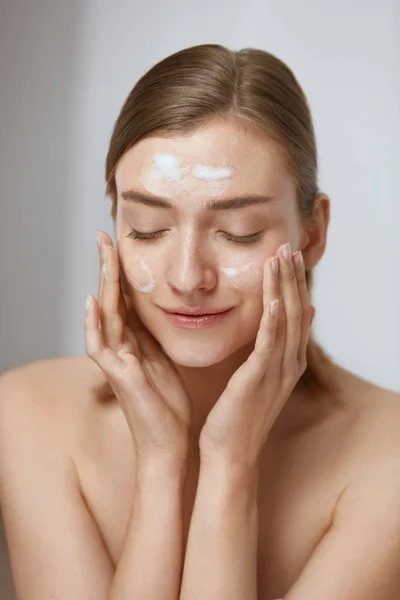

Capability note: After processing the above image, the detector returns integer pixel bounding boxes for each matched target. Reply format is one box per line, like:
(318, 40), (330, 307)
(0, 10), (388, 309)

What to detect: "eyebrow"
(120, 189), (277, 211)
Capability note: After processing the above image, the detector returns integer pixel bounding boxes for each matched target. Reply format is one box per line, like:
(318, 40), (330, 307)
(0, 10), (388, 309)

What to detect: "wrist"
(135, 454), (188, 488)
(198, 457), (260, 519)
(200, 448), (261, 476)
(199, 453), (261, 502)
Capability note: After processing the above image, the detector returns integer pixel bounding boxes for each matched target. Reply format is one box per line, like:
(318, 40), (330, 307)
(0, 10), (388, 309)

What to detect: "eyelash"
(126, 228), (263, 244)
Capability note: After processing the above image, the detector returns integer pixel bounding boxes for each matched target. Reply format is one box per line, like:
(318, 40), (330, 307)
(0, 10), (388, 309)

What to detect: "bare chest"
(75, 409), (348, 598)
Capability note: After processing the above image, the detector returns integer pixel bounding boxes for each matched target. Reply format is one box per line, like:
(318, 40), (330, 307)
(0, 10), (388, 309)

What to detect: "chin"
(159, 337), (236, 368)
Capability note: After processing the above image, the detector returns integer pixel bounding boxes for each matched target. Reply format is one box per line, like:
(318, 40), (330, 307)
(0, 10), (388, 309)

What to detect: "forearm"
(179, 460), (260, 600)
(109, 458), (186, 600)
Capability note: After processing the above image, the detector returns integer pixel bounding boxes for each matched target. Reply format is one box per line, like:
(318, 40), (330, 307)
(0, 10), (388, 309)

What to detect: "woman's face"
(114, 118), (304, 367)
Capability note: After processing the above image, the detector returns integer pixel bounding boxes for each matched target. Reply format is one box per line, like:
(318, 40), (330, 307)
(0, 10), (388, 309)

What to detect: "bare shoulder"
(0, 354), (105, 401)
(0, 360), (117, 597)
(0, 355), (103, 494)
(1, 354), (104, 392)
(348, 374), (400, 437)
(335, 370), (400, 482)
(0, 355), (108, 457)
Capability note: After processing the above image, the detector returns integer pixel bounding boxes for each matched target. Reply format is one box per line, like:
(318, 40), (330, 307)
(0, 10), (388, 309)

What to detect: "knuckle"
(286, 267), (297, 282)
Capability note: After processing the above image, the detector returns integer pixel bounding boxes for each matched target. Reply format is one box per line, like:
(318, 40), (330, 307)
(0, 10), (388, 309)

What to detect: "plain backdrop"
(0, 1), (399, 598)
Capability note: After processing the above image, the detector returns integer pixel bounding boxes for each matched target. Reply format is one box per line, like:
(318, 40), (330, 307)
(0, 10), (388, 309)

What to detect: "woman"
(0, 44), (399, 600)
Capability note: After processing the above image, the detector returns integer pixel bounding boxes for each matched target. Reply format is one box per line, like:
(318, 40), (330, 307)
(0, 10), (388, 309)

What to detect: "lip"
(161, 307), (233, 329)
(161, 306), (233, 316)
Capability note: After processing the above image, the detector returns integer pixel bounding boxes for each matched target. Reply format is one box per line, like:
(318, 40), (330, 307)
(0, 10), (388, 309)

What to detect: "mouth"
(161, 306), (233, 316)
(160, 307), (234, 329)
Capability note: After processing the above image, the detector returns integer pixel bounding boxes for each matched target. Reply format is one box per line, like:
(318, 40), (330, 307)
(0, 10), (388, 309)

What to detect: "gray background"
(1, 0), (399, 598)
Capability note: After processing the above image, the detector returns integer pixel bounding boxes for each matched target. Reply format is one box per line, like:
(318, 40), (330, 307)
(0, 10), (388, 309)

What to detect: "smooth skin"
(86, 231), (315, 469)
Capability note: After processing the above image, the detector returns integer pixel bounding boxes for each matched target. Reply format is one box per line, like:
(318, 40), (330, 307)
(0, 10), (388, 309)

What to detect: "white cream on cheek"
(129, 254), (264, 297)
(130, 257), (155, 293)
(129, 152), (263, 296)
(220, 261), (264, 296)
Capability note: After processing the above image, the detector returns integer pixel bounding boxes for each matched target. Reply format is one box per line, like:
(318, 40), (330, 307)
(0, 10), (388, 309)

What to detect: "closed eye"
(126, 228), (263, 244)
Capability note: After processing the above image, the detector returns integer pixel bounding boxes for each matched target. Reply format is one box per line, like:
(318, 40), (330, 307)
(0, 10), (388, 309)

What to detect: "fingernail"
(96, 230), (102, 248)
(86, 294), (91, 311)
(270, 299), (279, 317)
(282, 242), (291, 261)
(271, 257), (278, 274)
(294, 251), (303, 269)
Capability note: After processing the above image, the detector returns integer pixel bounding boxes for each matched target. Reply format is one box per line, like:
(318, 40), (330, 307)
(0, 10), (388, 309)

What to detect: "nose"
(165, 232), (217, 294)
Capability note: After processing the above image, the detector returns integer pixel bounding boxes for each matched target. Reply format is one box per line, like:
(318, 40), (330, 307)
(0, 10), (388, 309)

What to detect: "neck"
(174, 341), (255, 443)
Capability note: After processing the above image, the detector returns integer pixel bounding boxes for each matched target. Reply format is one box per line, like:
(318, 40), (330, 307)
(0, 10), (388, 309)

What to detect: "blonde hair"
(93, 44), (339, 403)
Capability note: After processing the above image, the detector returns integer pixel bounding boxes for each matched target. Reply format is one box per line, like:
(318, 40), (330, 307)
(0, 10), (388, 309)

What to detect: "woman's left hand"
(199, 242), (315, 467)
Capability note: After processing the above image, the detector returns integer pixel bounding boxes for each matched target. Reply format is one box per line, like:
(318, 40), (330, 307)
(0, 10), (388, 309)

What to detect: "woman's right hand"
(84, 230), (192, 466)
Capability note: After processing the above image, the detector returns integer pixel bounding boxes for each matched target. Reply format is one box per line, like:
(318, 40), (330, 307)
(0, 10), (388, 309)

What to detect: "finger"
(117, 273), (128, 324)
(261, 252), (285, 377)
(85, 293), (127, 379)
(276, 243), (302, 379)
(85, 295), (173, 439)
(99, 241), (125, 351)
(96, 231), (105, 302)
(293, 251), (312, 369)
(118, 265), (132, 324)
(117, 267), (144, 337)
(263, 248), (285, 377)
(251, 256), (280, 377)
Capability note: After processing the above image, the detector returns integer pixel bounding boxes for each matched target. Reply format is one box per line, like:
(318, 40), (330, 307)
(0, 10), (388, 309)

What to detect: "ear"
(301, 193), (331, 271)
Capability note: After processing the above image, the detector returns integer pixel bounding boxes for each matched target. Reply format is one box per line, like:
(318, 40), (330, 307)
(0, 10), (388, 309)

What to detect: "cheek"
(220, 259), (265, 296)
(121, 249), (161, 295)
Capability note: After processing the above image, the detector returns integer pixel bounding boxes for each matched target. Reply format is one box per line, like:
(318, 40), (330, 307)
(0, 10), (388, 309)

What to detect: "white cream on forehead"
(191, 164), (233, 180)
(152, 153), (181, 181)
(151, 152), (234, 182)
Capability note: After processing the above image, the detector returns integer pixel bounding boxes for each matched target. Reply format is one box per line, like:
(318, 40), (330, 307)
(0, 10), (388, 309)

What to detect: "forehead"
(115, 119), (294, 200)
